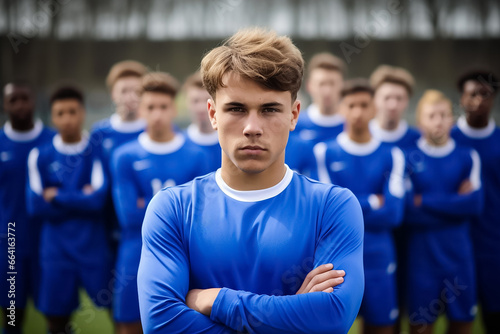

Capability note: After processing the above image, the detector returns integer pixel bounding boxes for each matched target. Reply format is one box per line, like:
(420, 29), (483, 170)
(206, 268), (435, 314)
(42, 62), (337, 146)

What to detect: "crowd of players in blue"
(1, 51), (499, 334)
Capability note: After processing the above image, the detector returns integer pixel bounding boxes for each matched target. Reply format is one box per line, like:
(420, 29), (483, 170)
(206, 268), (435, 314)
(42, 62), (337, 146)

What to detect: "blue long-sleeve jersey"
(184, 124), (221, 173)
(285, 134), (318, 179)
(314, 132), (405, 270)
(111, 132), (210, 264)
(0, 120), (55, 257)
(138, 166), (364, 334)
(90, 113), (146, 176)
(451, 117), (500, 259)
(404, 138), (482, 269)
(293, 104), (344, 145)
(369, 119), (420, 151)
(26, 133), (111, 265)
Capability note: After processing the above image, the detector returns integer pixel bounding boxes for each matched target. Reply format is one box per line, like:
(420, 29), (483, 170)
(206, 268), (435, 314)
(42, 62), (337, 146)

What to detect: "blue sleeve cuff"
(210, 288), (240, 330)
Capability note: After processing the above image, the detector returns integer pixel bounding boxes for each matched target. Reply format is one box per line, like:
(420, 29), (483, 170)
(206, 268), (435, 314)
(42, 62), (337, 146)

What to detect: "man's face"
(187, 87), (212, 130)
(373, 82), (409, 123)
(3, 84), (35, 123)
(139, 92), (176, 136)
(111, 76), (142, 119)
(51, 99), (85, 138)
(209, 73), (300, 174)
(340, 92), (375, 132)
(307, 68), (343, 112)
(460, 80), (496, 118)
(418, 101), (453, 145)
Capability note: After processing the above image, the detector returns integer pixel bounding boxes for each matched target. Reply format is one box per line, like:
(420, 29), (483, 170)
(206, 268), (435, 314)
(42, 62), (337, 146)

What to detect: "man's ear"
(290, 99), (301, 131)
(208, 98), (217, 130)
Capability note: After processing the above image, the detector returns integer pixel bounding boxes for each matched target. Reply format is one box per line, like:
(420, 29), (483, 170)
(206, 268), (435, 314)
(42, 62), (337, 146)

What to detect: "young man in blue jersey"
(369, 65), (420, 333)
(314, 79), (405, 334)
(294, 52), (346, 144)
(112, 71), (209, 334)
(137, 28), (365, 334)
(451, 70), (500, 334)
(26, 86), (112, 334)
(183, 71), (221, 172)
(406, 90), (482, 334)
(369, 65), (420, 149)
(1, 82), (54, 334)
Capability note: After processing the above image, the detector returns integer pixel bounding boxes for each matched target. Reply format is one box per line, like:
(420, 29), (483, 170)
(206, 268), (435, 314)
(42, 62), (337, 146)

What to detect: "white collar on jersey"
(138, 131), (185, 155)
(109, 113), (146, 133)
(307, 104), (345, 127)
(417, 137), (456, 158)
(369, 119), (409, 143)
(187, 124), (219, 146)
(4, 119), (43, 142)
(215, 165), (294, 202)
(53, 131), (89, 155)
(456, 116), (496, 139)
(337, 132), (381, 156)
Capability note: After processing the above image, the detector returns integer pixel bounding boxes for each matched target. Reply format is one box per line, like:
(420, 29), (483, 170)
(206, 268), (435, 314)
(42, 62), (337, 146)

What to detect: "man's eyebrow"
(261, 102), (284, 108)
(223, 101), (285, 108)
(223, 102), (245, 107)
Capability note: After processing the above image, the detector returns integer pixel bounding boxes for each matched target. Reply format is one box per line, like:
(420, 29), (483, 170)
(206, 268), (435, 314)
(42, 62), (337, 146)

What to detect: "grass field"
(2, 291), (486, 333)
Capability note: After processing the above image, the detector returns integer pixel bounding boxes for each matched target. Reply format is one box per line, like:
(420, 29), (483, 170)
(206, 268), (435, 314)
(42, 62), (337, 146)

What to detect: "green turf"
(1, 291), (487, 333)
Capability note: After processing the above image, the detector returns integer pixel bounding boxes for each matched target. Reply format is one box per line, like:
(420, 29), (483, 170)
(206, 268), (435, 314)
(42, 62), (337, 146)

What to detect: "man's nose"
(243, 111), (263, 137)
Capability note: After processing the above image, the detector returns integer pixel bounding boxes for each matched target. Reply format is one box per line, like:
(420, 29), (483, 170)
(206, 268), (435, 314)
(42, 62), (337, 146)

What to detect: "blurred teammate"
(183, 71), (221, 172)
(451, 70), (500, 334)
(90, 60), (147, 262)
(406, 90), (482, 334)
(369, 65), (420, 149)
(314, 79), (405, 334)
(1, 82), (54, 334)
(27, 86), (112, 334)
(137, 28), (364, 333)
(112, 72), (209, 334)
(294, 52), (346, 144)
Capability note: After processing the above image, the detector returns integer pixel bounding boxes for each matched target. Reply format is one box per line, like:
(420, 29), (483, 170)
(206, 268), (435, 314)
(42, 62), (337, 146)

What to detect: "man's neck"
(376, 116), (400, 131)
(9, 118), (34, 132)
(424, 135), (449, 147)
(147, 129), (175, 143)
(466, 113), (490, 129)
(61, 132), (82, 144)
(317, 104), (336, 116)
(221, 157), (287, 191)
(347, 128), (372, 144)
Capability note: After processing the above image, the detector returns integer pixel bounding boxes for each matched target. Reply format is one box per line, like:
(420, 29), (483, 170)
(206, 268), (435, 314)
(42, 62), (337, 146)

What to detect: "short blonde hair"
(183, 71), (204, 91)
(201, 27), (304, 101)
(106, 60), (147, 90)
(140, 72), (179, 98)
(370, 65), (415, 96)
(307, 52), (346, 77)
(416, 89), (453, 123)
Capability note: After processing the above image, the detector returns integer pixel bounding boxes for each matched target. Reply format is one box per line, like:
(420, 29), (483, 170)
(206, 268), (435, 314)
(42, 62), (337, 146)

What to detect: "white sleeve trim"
(91, 159), (104, 190)
(469, 150), (481, 191)
(27, 148), (43, 195)
(389, 147), (406, 199)
(313, 142), (332, 184)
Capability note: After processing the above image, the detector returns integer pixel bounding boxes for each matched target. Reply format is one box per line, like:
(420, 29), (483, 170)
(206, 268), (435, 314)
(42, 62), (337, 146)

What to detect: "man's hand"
(43, 187), (59, 203)
(458, 179), (473, 195)
(414, 194), (422, 207)
(82, 184), (94, 195)
(186, 288), (221, 316)
(296, 263), (345, 294)
(375, 194), (385, 208)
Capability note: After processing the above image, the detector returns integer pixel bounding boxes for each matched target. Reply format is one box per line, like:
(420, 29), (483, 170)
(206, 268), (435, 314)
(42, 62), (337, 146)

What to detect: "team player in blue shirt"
(137, 28), (365, 334)
(111, 71), (209, 334)
(314, 79), (405, 334)
(183, 71), (222, 172)
(1, 82), (54, 334)
(405, 90), (482, 334)
(293, 52), (346, 144)
(451, 70), (500, 334)
(26, 86), (112, 334)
